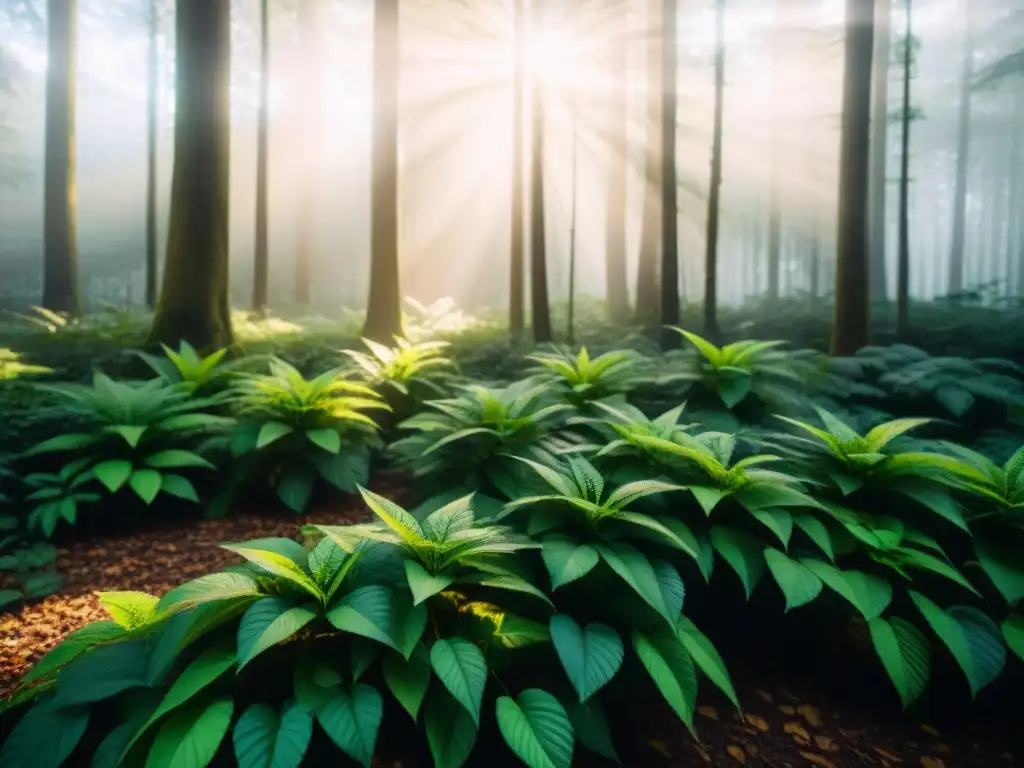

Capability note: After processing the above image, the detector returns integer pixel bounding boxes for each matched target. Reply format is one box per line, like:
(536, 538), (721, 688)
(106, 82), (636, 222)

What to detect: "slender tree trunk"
(363, 0), (403, 342)
(867, 0), (891, 302)
(659, 0), (680, 349)
(809, 224), (821, 297)
(766, 4), (782, 302)
(1009, 90), (1023, 294)
(529, 1), (552, 343)
(831, 0), (875, 356)
(509, 0), (526, 339)
(42, 0), (80, 315)
(251, 0), (270, 315)
(636, 0), (662, 330)
(896, 0), (912, 339)
(702, 0), (725, 341)
(294, 0), (321, 306)
(149, 0), (233, 350)
(604, 0), (630, 322)
(144, 0), (158, 310)
(948, 0), (972, 295)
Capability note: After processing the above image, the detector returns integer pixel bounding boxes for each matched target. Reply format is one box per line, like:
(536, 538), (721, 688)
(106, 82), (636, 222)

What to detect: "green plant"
(343, 337), (453, 397)
(133, 341), (244, 393)
(0, 348), (51, 380)
(20, 374), (231, 535)
(0, 463), (61, 609)
(224, 358), (389, 513)
(527, 346), (642, 408)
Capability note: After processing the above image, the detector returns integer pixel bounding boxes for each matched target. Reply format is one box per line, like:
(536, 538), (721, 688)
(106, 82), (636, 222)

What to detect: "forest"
(0, 0), (1023, 766)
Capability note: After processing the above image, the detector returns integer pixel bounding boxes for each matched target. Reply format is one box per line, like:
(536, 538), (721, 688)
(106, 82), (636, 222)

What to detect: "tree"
(363, 0), (404, 343)
(149, 0), (233, 350)
(251, 0), (270, 315)
(831, 0), (875, 356)
(603, 0), (630, 322)
(659, 0), (680, 350)
(702, 0), (725, 342)
(867, 0), (891, 302)
(509, 0), (525, 338)
(42, 0), (81, 315)
(528, 0), (552, 343)
(294, 0), (323, 306)
(895, 0), (913, 338)
(144, 0), (159, 309)
(948, 0), (973, 295)
(636, 0), (662, 330)
(766, 1), (783, 302)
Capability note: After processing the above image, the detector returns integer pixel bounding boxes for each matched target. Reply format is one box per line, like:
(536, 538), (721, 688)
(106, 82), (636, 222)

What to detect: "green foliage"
(0, 348), (52, 381)
(342, 336), (454, 399)
(527, 347), (643, 408)
(133, 341), (245, 393)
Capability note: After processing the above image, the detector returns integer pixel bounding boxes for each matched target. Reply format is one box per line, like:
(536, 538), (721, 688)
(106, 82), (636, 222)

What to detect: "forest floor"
(1, 500), (1021, 768)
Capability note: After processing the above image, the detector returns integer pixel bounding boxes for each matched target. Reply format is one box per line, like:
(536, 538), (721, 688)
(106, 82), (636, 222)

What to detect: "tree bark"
(149, 0), (233, 350)
(702, 0), (725, 342)
(251, 0), (270, 315)
(659, 0), (680, 350)
(294, 0), (322, 306)
(42, 0), (80, 315)
(363, 0), (404, 343)
(867, 0), (891, 302)
(831, 0), (875, 356)
(144, 0), (158, 310)
(766, 2), (782, 302)
(948, 0), (972, 295)
(636, 0), (662, 330)
(529, 0), (552, 343)
(604, 0), (630, 322)
(509, 0), (526, 338)
(896, 0), (912, 339)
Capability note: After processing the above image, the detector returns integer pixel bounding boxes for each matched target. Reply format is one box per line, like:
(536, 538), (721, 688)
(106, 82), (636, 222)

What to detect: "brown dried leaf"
(814, 735), (840, 752)
(693, 745), (713, 764)
(756, 689), (773, 703)
(874, 747), (903, 762)
(784, 721), (812, 746)
(799, 751), (839, 768)
(727, 745), (747, 764)
(798, 704), (823, 727)
(920, 725), (940, 738)
(779, 705), (796, 715)
(698, 705), (719, 721)
(920, 758), (947, 768)
(745, 713), (770, 732)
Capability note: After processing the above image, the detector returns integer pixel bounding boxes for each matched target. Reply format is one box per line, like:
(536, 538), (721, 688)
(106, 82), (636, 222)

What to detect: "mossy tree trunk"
(604, 0), (630, 323)
(144, 0), (158, 310)
(702, 0), (725, 343)
(42, 0), (80, 315)
(148, 0), (233, 351)
(509, 0), (526, 339)
(659, 0), (680, 350)
(831, 0), (875, 356)
(528, 0), (552, 343)
(363, 0), (404, 343)
(252, 0), (270, 315)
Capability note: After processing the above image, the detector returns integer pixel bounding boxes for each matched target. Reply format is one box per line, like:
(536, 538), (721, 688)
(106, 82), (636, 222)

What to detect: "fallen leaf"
(693, 745), (712, 763)
(745, 714), (770, 732)
(840, 728), (866, 740)
(920, 758), (946, 768)
(874, 747), (903, 762)
(798, 751), (839, 768)
(814, 735), (840, 752)
(779, 705), (797, 715)
(647, 739), (671, 758)
(784, 721), (812, 746)
(798, 704), (823, 727)
(727, 745), (747, 764)
(920, 725), (940, 738)
(698, 705), (719, 721)
(746, 744), (760, 758)
(757, 689), (773, 703)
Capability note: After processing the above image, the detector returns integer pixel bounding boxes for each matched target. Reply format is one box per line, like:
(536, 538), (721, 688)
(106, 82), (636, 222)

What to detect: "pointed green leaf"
(676, 615), (740, 711)
(495, 689), (575, 768)
(801, 559), (893, 621)
(566, 699), (619, 763)
(221, 547), (321, 601)
(430, 638), (487, 726)
(709, 526), (765, 600)
(549, 615), (624, 702)
(94, 460), (134, 493)
(1002, 616), (1024, 663)
(326, 586), (398, 650)
(160, 474), (200, 502)
(595, 541), (670, 622)
(306, 428), (341, 454)
(424, 690), (478, 768)
(541, 535), (599, 590)
(145, 450), (216, 470)
(315, 684), (383, 768)
(631, 630), (697, 736)
(0, 701), (90, 768)
(382, 650), (431, 721)
(405, 560), (453, 605)
(96, 591), (160, 630)
(129, 469), (163, 505)
(144, 697), (234, 768)
(232, 700), (313, 768)
(689, 485), (729, 516)
(238, 598), (317, 670)
(869, 617), (931, 709)
(257, 422), (294, 448)
(764, 549), (823, 612)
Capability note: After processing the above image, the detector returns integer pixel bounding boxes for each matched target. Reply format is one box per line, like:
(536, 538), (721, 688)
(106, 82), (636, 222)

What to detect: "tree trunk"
(831, 0), (875, 356)
(144, 0), (158, 310)
(809, 224), (821, 298)
(766, 3), (782, 302)
(948, 0), (972, 295)
(604, 0), (630, 322)
(867, 0), (891, 302)
(363, 0), (404, 343)
(294, 0), (322, 306)
(636, 0), (662, 330)
(509, 0), (526, 339)
(659, 0), (680, 350)
(702, 0), (725, 342)
(529, 0), (552, 344)
(251, 0), (270, 315)
(149, 0), (233, 350)
(42, 0), (80, 315)
(896, 0), (912, 339)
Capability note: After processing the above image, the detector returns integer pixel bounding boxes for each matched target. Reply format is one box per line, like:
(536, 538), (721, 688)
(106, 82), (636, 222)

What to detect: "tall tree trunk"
(251, 0), (270, 315)
(509, 0), (526, 339)
(895, 0), (912, 339)
(809, 224), (821, 297)
(144, 0), (158, 310)
(831, 0), (875, 356)
(529, 1), (552, 343)
(294, 0), (321, 306)
(702, 0), (725, 341)
(867, 0), (891, 302)
(363, 0), (403, 342)
(636, 0), (662, 330)
(766, 3), (782, 302)
(948, 0), (972, 295)
(149, 0), (233, 350)
(659, 0), (680, 349)
(42, 0), (80, 315)
(604, 0), (630, 322)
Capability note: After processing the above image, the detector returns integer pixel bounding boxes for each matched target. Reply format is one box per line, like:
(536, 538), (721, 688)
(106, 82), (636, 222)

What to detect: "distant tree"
(251, 0), (270, 315)
(868, 0), (891, 302)
(831, 0), (875, 356)
(509, 0), (525, 339)
(363, 0), (404, 343)
(636, 0), (661, 331)
(766, 1), (783, 302)
(294, 0), (323, 306)
(42, 0), (81, 315)
(144, 0), (159, 309)
(701, 0), (725, 342)
(604, 0), (630, 322)
(149, 0), (233, 350)
(948, 0), (973, 294)
(658, 0), (679, 350)
(528, 0), (552, 342)
(895, 0), (915, 338)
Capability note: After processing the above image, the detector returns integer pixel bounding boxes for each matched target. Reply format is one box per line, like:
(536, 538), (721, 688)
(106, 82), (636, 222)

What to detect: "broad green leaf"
(869, 617), (931, 709)
(22, 621), (127, 684)
(232, 701), (313, 768)
(94, 460), (134, 493)
(257, 422), (294, 448)
(157, 572), (263, 614)
(764, 549), (823, 612)
(0, 700), (90, 768)
(541, 535), (599, 590)
(314, 448), (370, 492)
(383, 649), (432, 721)
(129, 469), (163, 505)
(405, 560), (454, 605)
(424, 690), (478, 768)
(357, 486), (426, 543)
(306, 428), (341, 454)
(495, 689), (575, 768)
(566, 699), (619, 763)
(276, 471), (315, 513)
(493, 614), (552, 648)
(595, 541), (670, 623)
(709, 526), (765, 600)
(689, 485), (729, 516)
(1002, 616), (1024, 663)
(106, 425), (148, 447)
(459, 573), (554, 609)
(394, 595), (429, 659)
(653, 560), (685, 622)
(145, 450), (215, 470)
(974, 535), (1024, 605)
(238, 598), (318, 669)
(350, 638), (379, 681)
(221, 547), (322, 601)
(676, 615), (740, 712)
(793, 513), (835, 562)
(144, 697), (234, 768)
(801, 559), (892, 621)
(160, 474), (200, 502)
(430, 638), (487, 726)
(750, 508), (793, 548)
(549, 615), (624, 702)
(326, 586), (398, 650)
(315, 684), (383, 768)
(53, 639), (151, 706)
(895, 548), (981, 597)
(631, 630), (697, 735)
(24, 432), (101, 456)
(946, 606), (1006, 696)
(97, 592), (160, 630)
